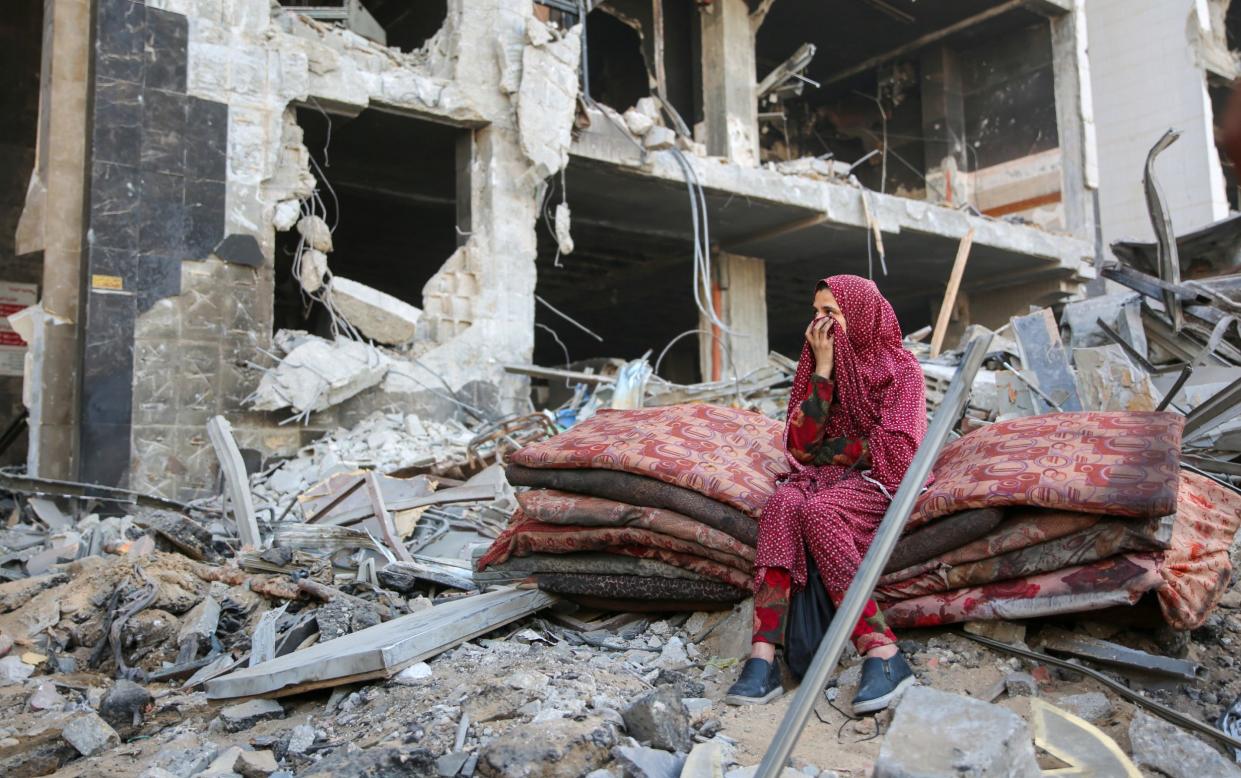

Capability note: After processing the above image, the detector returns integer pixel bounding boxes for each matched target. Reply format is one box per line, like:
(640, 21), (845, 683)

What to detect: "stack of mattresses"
(876, 412), (1241, 631)
(477, 405), (789, 611)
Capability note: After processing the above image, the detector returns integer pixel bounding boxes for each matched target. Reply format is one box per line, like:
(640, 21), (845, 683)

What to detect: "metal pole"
(755, 334), (993, 778)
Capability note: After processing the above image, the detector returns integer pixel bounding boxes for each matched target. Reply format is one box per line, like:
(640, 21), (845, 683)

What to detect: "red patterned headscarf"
(783, 275), (928, 491)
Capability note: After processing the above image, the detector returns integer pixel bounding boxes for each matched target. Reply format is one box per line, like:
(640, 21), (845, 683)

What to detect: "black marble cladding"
(81, 0), (230, 487)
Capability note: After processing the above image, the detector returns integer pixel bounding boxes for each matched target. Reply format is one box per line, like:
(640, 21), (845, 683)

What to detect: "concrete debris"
(296, 214), (334, 253)
(517, 20), (581, 181)
(1129, 712), (1241, 777)
(611, 745), (685, 778)
(477, 716), (616, 778)
(330, 276), (424, 345)
(248, 334), (391, 415)
(0, 655), (34, 682)
(1053, 692), (1113, 724)
(61, 712), (121, 757)
(623, 108), (655, 137)
(26, 681), (62, 711)
(621, 686), (692, 752)
(236, 749), (280, 778)
(644, 126), (677, 151)
(100, 679), (152, 727)
(394, 661), (434, 683)
(875, 686), (1040, 778)
(554, 202), (574, 256)
(681, 741), (725, 778)
(218, 699), (285, 732)
(298, 248), (329, 293)
(273, 199), (302, 231)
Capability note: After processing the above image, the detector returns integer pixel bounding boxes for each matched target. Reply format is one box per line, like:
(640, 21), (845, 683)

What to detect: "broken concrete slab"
(61, 711), (120, 757)
(680, 741), (724, 778)
(247, 335), (391, 415)
(1128, 711), (1241, 778)
(621, 686), (691, 752)
(331, 276), (422, 345)
(217, 699), (285, 732)
(874, 686), (1040, 778)
(0, 655), (34, 682)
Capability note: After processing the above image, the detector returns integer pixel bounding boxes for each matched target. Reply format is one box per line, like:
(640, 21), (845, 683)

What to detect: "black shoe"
(724, 658), (784, 706)
(851, 652), (915, 714)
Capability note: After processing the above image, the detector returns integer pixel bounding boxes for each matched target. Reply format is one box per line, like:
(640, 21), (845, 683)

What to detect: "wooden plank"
(207, 416), (261, 549)
(365, 470), (414, 563)
(930, 229), (975, 358)
(205, 588), (558, 699)
(1010, 308), (1083, 413)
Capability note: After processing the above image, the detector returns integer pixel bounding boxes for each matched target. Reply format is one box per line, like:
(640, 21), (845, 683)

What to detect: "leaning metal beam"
(755, 334), (993, 778)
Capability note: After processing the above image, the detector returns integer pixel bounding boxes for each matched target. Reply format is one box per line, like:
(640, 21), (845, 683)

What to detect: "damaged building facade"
(6, 0), (1102, 501)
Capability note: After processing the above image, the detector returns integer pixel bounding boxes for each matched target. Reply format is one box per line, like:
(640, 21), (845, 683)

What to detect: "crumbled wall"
(123, 0), (581, 499)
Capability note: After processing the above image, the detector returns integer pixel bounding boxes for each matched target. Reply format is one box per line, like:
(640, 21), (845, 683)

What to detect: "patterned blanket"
(509, 405), (789, 517)
(909, 412), (1184, 529)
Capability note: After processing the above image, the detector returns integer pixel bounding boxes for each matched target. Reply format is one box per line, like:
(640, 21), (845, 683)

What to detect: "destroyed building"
(2, 0), (1103, 500)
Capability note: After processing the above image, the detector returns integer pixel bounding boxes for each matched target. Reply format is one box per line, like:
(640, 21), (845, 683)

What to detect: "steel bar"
(755, 334), (993, 778)
(1183, 375), (1241, 439)
(1144, 130), (1185, 332)
(962, 632), (1241, 753)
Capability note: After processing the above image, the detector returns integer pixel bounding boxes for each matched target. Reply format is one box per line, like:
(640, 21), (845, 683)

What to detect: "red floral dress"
(753, 374), (898, 655)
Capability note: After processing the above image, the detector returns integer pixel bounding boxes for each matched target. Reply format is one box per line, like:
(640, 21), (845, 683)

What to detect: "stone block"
(874, 686), (1040, 778)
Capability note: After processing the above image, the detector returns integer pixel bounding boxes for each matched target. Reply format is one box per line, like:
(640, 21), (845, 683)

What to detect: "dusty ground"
(0, 567), (1238, 776)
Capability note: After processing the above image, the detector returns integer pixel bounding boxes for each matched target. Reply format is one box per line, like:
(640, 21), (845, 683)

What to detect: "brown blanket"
(506, 464), (758, 546)
(516, 490), (755, 562)
(885, 508), (1004, 573)
(537, 572), (747, 605)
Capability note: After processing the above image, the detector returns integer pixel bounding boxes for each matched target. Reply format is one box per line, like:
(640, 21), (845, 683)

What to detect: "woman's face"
(812, 287), (847, 334)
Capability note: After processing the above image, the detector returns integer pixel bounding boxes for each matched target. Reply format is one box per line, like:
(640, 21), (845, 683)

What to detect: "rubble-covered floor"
(0, 541), (1237, 777)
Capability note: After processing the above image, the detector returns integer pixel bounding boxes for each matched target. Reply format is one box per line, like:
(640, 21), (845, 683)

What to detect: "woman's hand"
(805, 317), (834, 378)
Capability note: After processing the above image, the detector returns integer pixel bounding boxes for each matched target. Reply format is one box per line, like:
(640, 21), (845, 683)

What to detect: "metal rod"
(961, 632), (1241, 753)
(755, 334), (993, 778)
(1155, 365), (1193, 412)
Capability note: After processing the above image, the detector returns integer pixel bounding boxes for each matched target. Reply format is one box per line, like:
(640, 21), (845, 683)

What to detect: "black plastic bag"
(785, 549), (835, 681)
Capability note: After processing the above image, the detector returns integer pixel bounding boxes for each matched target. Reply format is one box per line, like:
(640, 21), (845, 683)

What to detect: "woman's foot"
(851, 651), (914, 714)
(724, 658), (784, 706)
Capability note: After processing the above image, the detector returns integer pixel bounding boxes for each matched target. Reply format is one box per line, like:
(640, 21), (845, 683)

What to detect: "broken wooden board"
(207, 416), (262, 548)
(205, 587), (557, 699)
(1010, 308), (1083, 413)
